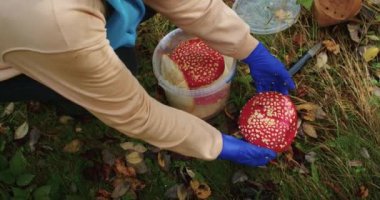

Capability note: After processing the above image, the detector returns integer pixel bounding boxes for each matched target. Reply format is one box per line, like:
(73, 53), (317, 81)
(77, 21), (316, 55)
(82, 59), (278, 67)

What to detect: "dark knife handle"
(288, 53), (312, 76)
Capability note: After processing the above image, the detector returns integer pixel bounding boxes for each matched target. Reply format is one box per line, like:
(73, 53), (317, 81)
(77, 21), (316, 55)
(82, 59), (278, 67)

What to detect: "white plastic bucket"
(152, 28), (237, 119)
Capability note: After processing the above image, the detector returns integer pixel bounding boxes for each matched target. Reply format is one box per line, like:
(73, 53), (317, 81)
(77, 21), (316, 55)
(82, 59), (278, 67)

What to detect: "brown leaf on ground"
(158, 151), (171, 171)
(14, 121), (29, 140)
(190, 180), (212, 200)
(102, 164), (112, 181)
(296, 103), (326, 121)
(292, 32), (307, 46)
(128, 177), (146, 191)
(347, 24), (361, 43)
(295, 86), (309, 98)
(357, 185), (369, 199)
(111, 179), (130, 198)
(0, 123), (8, 134)
(96, 189), (111, 200)
(302, 122), (318, 138)
(323, 40), (340, 55)
(63, 139), (82, 153)
(284, 147), (301, 168)
(114, 158), (136, 177)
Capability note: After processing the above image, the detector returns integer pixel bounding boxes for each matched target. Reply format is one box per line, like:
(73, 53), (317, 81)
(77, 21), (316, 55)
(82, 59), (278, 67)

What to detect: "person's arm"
(144, 0), (258, 60)
(144, 0), (295, 94)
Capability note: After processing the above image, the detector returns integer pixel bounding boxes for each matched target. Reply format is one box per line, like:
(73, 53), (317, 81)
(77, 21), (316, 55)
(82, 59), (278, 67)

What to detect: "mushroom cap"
(170, 38), (225, 89)
(238, 92), (298, 152)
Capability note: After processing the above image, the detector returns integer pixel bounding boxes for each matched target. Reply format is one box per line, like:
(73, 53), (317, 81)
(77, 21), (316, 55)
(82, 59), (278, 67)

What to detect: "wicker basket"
(313, 0), (362, 27)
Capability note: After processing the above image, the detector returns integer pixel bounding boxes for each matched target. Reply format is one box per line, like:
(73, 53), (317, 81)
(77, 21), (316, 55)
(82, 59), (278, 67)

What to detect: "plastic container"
(232, 0), (301, 35)
(152, 28), (236, 119)
(313, 0), (362, 27)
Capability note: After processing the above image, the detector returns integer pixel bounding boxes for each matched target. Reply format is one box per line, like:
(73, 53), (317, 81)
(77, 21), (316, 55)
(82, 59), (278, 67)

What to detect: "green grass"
(1, 2), (380, 199)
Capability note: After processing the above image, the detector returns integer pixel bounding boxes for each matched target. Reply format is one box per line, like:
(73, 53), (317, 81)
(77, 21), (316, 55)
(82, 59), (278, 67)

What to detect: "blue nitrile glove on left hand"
(242, 43), (296, 95)
(217, 134), (277, 167)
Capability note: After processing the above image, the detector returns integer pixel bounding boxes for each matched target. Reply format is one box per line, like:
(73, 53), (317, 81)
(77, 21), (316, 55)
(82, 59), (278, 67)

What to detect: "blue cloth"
(106, 0), (146, 49)
(242, 43), (295, 95)
(217, 134), (277, 167)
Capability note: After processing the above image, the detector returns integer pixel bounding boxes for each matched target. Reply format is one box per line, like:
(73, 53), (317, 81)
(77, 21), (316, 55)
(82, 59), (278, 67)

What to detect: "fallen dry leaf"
(1, 102), (14, 117)
(190, 180), (211, 200)
(128, 177), (146, 191)
(63, 139), (82, 153)
(176, 184), (189, 200)
(302, 122), (318, 138)
(75, 126), (82, 133)
(347, 24), (361, 43)
(102, 149), (116, 166)
(28, 127), (41, 152)
(371, 86), (380, 97)
(375, 69), (380, 79)
(14, 121), (29, 140)
(158, 151), (171, 171)
(126, 152), (143, 164)
(297, 119), (302, 130)
(126, 151), (148, 174)
(231, 170), (248, 184)
(59, 115), (74, 124)
(0, 123), (8, 135)
(360, 148), (370, 159)
(315, 52), (329, 69)
(348, 160), (363, 167)
(114, 159), (136, 177)
(96, 189), (111, 199)
(368, 0), (380, 4)
(296, 103), (325, 121)
(323, 181), (348, 200)
(120, 142), (147, 153)
(102, 164), (112, 181)
(305, 151), (317, 163)
(363, 46), (379, 62)
(293, 32), (307, 46)
(297, 164), (310, 174)
(323, 40), (340, 55)
(357, 185), (369, 199)
(367, 35), (380, 41)
(164, 184), (189, 200)
(111, 179), (130, 198)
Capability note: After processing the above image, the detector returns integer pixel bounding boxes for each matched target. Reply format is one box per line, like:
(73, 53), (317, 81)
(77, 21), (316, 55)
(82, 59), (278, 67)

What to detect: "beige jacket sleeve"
(0, 0), (223, 160)
(144, 0), (259, 60)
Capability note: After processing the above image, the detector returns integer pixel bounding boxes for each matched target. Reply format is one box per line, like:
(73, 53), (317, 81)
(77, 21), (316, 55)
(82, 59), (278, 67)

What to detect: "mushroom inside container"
(152, 29), (236, 119)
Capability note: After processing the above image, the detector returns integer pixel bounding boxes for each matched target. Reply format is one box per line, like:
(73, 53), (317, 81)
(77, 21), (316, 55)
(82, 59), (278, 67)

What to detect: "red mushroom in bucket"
(169, 38), (225, 89)
(238, 92), (298, 152)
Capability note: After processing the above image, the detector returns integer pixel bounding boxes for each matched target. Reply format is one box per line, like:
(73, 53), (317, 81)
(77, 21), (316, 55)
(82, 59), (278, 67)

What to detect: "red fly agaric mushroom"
(238, 92), (298, 152)
(170, 38), (225, 89)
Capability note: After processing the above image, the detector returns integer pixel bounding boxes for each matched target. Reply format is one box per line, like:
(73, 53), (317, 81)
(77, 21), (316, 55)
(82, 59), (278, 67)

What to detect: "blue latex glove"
(217, 134), (277, 167)
(242, 43), (296, 95)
